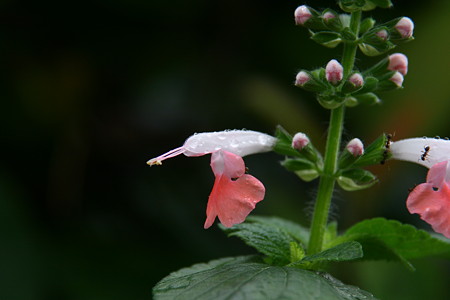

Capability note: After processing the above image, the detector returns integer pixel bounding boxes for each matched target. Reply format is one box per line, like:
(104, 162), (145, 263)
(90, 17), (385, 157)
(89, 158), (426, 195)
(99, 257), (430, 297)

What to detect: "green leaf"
(153, 256), (378, 300)
(291, 241), (363, 267)
(220, 222), (294, 265)
(247, 216), (310, 246)
(334, 218), (450, 270)
(310, 31), (342, 48)
(337, 168), (378, 191)
(358, 42), (394, 57)
(220, 216), (310, 265)
(281, 158), (320, 182)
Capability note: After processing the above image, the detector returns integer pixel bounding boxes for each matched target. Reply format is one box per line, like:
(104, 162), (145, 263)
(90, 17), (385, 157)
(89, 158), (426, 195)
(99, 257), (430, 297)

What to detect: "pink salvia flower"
(292, 132), (310, 150)
(395, 17), (414, 38)
(407, 160), (450, 238)
(391, 137), (450, 237)
(388, 53), (408, 75)
(346, 138), (364, 157)
(325, 59), (343, 85)
(147, 130), (276, 229)
(204, 150), (265, 229)
(389, 71), (404, 87)
(295, 71), (311, 86)
(294, 5), (312, 25)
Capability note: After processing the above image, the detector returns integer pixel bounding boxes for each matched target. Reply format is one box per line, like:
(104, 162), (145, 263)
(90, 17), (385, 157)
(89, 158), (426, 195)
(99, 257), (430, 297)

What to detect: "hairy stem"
(307, 10), (361, 255)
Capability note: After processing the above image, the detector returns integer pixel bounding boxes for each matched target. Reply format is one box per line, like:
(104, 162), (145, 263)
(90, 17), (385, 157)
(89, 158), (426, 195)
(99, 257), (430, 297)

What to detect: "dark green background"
(1, 0), (449, 299)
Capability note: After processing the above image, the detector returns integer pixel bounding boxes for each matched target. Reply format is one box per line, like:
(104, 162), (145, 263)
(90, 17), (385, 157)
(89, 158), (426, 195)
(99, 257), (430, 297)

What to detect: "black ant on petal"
(420, 146), (430, 161)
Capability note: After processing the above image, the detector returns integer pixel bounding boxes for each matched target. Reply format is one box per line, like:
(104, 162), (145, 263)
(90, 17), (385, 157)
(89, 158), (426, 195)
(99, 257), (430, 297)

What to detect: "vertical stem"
(307, 106), (344, 254)
(307, 10), (361, 255)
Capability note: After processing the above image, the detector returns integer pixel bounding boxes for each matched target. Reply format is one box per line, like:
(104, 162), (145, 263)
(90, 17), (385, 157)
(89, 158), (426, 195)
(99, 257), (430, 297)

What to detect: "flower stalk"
(307, 10), (361, 255)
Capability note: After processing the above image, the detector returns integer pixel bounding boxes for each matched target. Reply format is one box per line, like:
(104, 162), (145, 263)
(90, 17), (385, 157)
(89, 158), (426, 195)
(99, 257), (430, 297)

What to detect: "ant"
(420, 146), (430, 161)
(380, 133), (393, 165)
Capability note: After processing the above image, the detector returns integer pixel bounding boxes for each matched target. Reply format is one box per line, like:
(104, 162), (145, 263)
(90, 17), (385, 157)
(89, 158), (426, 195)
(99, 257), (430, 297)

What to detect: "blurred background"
(1, 0), (449, 299)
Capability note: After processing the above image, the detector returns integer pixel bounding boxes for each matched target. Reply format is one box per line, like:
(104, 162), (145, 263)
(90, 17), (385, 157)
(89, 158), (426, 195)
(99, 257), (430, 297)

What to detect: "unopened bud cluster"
(294, 2), (413, 109)
(276, 125), (382, 191)
(294, 3), (414, 55)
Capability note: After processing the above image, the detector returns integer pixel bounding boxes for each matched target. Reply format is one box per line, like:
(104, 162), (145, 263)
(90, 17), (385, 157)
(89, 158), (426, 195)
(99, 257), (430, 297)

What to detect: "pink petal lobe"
(407, 161), (450, 238)
(426, 160), (448, 187)
(204, 174), (265, 229)
(210, 150), (245, 178)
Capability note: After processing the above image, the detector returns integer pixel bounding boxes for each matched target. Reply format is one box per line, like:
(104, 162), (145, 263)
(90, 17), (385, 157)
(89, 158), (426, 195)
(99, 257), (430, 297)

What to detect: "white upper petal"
(390, 137), (450, 168)
(183, 130), (276, 157)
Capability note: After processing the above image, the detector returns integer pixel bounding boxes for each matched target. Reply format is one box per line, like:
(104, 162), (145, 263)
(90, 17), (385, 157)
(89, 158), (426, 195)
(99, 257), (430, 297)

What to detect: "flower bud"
(294, 5), (312, 25)
(295, 71), (310, 86)
(339, 137), (366, 169)
(341, 73), (364, 94)
(294, 69), (327, 92)
(346, 138), (364, 157)
(325, 59), (343, 85)
(375, 29), (388, 41)
(388, 53), (408, 75)
(395, 17), (414, 39)
(322, 12), (335, 22)
(292, 132), (310, 150)
(360, 17), (376, 34)
(348, 73), (364, 88)
(389, 71), (404, 87)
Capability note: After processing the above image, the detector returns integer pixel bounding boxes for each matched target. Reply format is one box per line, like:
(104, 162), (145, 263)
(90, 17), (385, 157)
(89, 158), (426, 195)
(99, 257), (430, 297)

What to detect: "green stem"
(307, 10), (361, 255)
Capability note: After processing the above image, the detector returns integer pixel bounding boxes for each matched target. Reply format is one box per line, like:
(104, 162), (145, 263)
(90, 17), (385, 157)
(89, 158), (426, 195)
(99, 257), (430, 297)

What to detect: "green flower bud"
(359, 17), (376, 34)
(352, 92), (381, 105)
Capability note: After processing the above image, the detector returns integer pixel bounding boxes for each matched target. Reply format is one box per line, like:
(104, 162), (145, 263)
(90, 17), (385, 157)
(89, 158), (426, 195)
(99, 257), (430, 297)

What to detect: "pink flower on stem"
(395, 17), (414, 39)
(389, 71), (404, 87)
(325, 59), (343, 85)
(391, 137), (450, 238)
(295, 71), (311, 86)
(205, 150), (265, 228)
(292, 132), (310, 150)
(294, 5), (312, 25)
(388, 53), (408, 75)
(346, 138), (364, 157)
(348, 73), (364, 88)
(147, 130), (276, 229)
